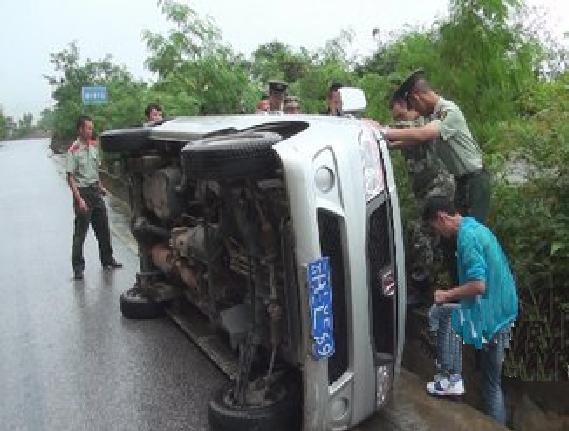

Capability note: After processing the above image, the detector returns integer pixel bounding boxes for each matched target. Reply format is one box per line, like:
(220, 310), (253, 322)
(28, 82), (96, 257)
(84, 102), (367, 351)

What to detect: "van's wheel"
(208, 379), (300, 431)
(183, 132), (282, 180)
(119, 285), (167, 319)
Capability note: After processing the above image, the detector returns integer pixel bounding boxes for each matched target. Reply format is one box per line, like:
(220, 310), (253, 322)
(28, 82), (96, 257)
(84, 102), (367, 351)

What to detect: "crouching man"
(423, 195), (518, 425)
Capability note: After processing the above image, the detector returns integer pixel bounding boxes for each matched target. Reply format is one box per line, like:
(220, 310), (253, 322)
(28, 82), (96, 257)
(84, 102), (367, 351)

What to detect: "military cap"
(396, 69), (426, 98)
(268, 80), (288, 94)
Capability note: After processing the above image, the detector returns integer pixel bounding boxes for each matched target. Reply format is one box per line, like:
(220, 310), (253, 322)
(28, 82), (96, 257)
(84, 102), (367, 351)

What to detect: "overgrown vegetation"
(39, 0), (569, 380)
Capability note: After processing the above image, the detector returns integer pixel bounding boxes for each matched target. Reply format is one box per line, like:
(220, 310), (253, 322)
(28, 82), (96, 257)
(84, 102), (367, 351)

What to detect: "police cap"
(268, 80), (288, 94)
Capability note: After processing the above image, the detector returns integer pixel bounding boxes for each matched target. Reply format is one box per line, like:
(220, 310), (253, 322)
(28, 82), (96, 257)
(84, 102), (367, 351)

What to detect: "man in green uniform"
(380, 70), (490, 223)
(66, 115), (122, 280)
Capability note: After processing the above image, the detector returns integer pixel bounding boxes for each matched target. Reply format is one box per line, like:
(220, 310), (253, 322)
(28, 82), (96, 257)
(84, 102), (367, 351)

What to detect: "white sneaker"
(426, 376), (465, 396)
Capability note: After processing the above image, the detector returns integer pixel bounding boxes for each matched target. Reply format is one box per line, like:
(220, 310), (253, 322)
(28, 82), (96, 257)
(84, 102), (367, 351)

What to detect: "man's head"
(390, 94), (420, 121)
(422, 195), (461, 238)
(268, 80), (288, 111)
(76, 115), (93, 141)
(326, 82), (343, 116)
(396, 70), (438, 116)
(256, 94), (270, 113)
(284, 95), (300, 114)
(145, 103), (163, 122)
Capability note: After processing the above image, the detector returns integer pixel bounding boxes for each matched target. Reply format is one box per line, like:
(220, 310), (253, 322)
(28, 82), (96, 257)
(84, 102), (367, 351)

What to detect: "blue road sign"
(82, 86), (108, 105)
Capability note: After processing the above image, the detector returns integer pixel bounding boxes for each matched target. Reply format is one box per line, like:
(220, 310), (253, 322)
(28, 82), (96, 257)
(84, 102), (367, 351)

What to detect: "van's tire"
(119, 286), (166, 319)
(208, 379), (300, 431)
(183, 132), (282, 180)
(100, 129), (153, 154)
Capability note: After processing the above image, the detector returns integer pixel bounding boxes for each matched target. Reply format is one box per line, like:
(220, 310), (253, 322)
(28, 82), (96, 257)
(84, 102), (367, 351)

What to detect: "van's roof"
(102, 114), (363, 142)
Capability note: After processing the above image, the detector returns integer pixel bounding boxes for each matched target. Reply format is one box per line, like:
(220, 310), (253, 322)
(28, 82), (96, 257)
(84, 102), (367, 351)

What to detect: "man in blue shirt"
(422, 196), (518, 425)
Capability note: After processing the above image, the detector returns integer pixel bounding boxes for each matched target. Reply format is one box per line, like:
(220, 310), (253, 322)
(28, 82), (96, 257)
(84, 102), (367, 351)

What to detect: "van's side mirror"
(339, 87), (367, 117)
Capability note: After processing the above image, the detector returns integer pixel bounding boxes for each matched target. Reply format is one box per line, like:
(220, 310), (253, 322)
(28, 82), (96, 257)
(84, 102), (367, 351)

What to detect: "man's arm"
(435, 280), (485, 304)
(384, 121), (440, 145)
(67, 173), (88, 212)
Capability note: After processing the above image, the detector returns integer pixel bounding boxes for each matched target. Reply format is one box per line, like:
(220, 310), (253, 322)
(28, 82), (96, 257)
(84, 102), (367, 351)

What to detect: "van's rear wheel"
(119, 285), (171, 319)
(208, 379), (300, 431)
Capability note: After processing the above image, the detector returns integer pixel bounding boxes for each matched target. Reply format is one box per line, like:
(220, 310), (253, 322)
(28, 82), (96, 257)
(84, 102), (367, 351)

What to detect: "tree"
(45, 41), (148, 145)
(0, 106), (7, 140)
(251, 41), (311, 84)
(143, 0), (258, 114)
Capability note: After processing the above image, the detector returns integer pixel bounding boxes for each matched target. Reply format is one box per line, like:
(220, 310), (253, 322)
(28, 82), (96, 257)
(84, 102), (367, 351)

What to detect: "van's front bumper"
(274, 123), (406, 430)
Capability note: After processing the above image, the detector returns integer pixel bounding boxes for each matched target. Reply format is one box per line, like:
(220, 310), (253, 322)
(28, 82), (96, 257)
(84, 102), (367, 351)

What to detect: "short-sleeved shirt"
(430, 97), (483, 178)
(65, 139), (101, 187)
(452, 217), (518, 349)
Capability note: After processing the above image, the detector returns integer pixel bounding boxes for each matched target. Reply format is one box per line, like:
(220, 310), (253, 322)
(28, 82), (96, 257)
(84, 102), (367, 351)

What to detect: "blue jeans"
(480, 328), (511, 425)
(428, 304), (462, 377)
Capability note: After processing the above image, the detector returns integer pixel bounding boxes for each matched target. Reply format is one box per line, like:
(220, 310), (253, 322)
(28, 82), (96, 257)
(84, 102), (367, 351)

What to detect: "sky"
(0, 0), (567, 119)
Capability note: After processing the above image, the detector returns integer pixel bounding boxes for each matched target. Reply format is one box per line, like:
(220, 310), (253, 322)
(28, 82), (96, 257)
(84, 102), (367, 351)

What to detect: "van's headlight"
(359, 127), (385, 202)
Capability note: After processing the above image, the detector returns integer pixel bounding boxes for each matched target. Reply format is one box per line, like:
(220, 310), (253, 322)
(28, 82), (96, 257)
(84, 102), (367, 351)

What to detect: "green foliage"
(45, 42), (148, 144)
(251, 41), (311, 84)
(294, 61), (353, 114)
(0, 107), (7, 140)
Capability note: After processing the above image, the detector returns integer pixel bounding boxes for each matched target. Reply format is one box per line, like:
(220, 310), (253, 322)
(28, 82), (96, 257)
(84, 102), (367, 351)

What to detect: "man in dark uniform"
(66, 115), (122, 280)
(268, 80), (288, 113)
(325, 82), (343, 116)
(379, 70), (490, 223)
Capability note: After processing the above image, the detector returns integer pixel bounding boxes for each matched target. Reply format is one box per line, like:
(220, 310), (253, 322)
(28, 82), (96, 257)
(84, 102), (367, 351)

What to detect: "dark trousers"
(455, 169), (491, 224)
(72, 187), (114, 271)
(442, 169), (491, 284)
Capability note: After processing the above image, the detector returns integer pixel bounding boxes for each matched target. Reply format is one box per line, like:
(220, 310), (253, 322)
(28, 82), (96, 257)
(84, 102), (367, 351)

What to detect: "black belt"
(457, 168), (485, 182)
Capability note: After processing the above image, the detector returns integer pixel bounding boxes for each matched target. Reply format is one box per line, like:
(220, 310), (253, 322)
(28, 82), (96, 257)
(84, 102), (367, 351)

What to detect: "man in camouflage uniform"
(390, 93), (455, 288)
(66, 115), (122, 280)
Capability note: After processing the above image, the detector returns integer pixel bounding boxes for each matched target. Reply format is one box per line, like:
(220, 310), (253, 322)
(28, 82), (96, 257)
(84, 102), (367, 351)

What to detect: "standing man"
(255, 94), (270, 113)
(267, 80), (288, 113)
(423, 195), (518, 425)
(380, 70), (490, 224)
(144, 103), (163, 124)
(284, 95), (301, 114)
(66, 115), (122, 280)
(325, 82), (343, 116)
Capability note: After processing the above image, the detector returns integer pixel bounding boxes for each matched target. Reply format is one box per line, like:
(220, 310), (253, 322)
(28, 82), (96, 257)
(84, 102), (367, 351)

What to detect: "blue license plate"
(307, 257), (335, 360)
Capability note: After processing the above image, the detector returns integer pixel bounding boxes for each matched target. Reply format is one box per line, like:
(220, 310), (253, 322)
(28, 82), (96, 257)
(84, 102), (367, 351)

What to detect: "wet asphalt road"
(0, 139), (225, 431)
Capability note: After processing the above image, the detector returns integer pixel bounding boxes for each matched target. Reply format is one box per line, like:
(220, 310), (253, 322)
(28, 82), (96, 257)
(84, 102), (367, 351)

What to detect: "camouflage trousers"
(408, 171), (455, 284)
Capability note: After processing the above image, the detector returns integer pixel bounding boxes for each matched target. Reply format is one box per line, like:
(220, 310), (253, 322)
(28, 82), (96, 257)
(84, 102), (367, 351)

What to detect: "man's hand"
(387, 140), (405, 150)
(434, 289), (450, 304)
(77, 197), (89, 213)
(363, 118), (383, 129)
